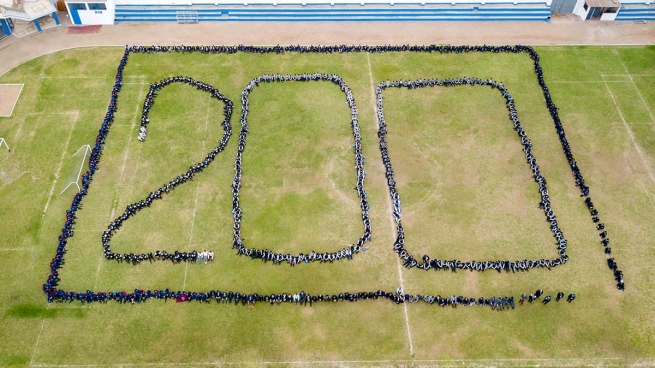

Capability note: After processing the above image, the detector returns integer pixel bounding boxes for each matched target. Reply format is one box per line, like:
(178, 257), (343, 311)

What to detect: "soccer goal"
(60, 144), (90, 195)
(0, 138), (9, 152)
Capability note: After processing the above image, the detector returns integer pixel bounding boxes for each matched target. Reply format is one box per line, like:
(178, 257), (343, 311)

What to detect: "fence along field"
(0, 45), (653, 365)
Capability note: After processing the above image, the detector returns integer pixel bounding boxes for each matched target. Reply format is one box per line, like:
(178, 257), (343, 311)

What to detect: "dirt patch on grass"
(0, 84), (23, 117)
(146, 231), (165, 249)
(510, 339), (539, 357)
(0, 166), (24, 186)
(463, 271), (479, 295)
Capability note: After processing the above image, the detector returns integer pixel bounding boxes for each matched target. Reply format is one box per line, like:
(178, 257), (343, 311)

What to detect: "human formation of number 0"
(42, 45), (625, 307)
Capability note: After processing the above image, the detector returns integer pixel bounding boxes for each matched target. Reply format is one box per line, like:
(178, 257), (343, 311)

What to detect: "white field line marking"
(29, 357), (638, 367)
(0, 46), (125, 79)
(118, 83), (146, 185)
(326, 158), (357, 206)
(622, 148), (655, 210)
(182, 95), (212, 291)
(127, 154), (143, 198)
(399, 138), (436, 213)
(181, 175), (203, 291)
(11, 56), (51, 147)
(92, 82), (146, 290)
(366, 51), (414, 357)
(0, 247), (35, 251)
(638, 180), (655, 210)
(41, 76), (135, 79)
(617, 61), (655, 123)
(549, 80), (627, 83)
(92, 208), (115, 291)
(602, 74), (655, 77)
(0, 43), (648, 78)
(42, 112), (79, 221)
(0, 43), (653, 80)
(28, 112), (81, 116)
(602, 76), (655, 186)
(0, 83), (24, 117)
(29, 304), (50, 367)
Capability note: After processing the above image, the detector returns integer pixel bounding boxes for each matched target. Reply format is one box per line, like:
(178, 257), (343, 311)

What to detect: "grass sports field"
(0, 45), (654, 366)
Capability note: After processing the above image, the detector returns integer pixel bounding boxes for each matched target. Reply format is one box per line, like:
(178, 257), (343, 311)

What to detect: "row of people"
(375, 77), (569, 273)
(43, 48), (132, 298)
(230, 73), (372, 266)
(107, 250), (216, 264)
(126, 44), (539, 55)
(43, 288), (508, 309)
(520, 290), (576, 304)
(47, 287), (575, 308)
(100, 76), (233, 264)
(585, 198), (623, 290)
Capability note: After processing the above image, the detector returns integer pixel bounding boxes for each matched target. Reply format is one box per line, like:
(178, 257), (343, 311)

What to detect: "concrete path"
(0, 15), (654, 76)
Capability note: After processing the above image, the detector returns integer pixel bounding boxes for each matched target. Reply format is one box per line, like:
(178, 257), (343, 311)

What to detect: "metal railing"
(176, 10), (199, 23)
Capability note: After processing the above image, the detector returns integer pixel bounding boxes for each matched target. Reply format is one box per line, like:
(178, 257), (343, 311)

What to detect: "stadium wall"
(65, 0), (653, 25)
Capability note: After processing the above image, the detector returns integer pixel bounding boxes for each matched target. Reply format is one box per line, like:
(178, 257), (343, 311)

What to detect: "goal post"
(60, 144), (91, 195)
(0, 138), (9, 151)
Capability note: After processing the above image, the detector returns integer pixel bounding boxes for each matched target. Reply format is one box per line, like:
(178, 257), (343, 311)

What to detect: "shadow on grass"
(1, 355), (30, 366)
(4, 304), (88, 319)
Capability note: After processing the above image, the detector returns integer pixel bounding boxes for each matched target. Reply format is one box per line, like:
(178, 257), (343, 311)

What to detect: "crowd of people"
(44, 286), (574, 309)
(125, 44), (622, 287)
(519, 290), (576, 305)
(100, 76), (233, 265)
(42, 44), (622, 306)
(376, 77), (569, 273)
(231, 73), (371, 266)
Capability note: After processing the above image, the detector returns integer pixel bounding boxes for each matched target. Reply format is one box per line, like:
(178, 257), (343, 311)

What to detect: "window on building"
(87, 3), (107, 10)
(68, 3), (87, 10)
(583, 2), (588, 10)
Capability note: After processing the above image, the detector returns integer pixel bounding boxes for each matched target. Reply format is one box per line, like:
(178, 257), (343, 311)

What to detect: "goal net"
(60, 145), (90, 195)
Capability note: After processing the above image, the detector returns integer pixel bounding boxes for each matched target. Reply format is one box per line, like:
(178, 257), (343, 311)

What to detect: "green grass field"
(0, 46), (654, 366)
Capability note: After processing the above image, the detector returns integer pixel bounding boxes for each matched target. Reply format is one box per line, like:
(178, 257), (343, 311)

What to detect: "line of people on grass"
(43, 44), (621, 306)
(231, 73), (372, 266)
(519, 290), (576, 305)
(376, 77), (569, 274)
(46, 286), (575, 309)
(125, 44), (553, 56)
(100, 76), (233, 265)
(531, 50), (624, 291)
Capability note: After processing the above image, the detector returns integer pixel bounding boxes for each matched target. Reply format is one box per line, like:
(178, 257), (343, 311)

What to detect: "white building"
(64, 0), (114, 24)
